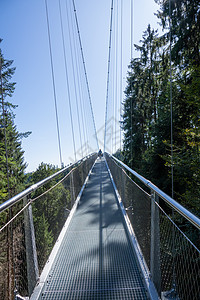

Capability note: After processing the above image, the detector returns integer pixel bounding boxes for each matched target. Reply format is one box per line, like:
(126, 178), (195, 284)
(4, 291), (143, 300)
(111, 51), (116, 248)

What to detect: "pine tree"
(122, 2), (200, 212)
(155, 0), (200, 67)
(154, 0), (200, 211)
(0, 40), (29, 203)
(0, 40), (31, 300)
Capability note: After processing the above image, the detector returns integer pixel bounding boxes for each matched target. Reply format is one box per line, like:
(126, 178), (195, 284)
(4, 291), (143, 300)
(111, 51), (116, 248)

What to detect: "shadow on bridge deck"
(32, 158), (149, 300)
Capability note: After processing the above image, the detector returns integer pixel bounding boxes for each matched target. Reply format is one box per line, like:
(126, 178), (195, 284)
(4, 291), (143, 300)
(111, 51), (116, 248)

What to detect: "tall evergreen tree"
(154, 0), (200, 211)
(122, 1), (200, 214)
(0, 39), (31, 300)
(155, 0), (200, 67)
(0, 40), (29, 203)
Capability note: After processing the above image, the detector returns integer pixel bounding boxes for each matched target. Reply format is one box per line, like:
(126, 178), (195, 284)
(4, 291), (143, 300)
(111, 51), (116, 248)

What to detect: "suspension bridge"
(0, 153), (199, 299)
(0, 0), (200, 299)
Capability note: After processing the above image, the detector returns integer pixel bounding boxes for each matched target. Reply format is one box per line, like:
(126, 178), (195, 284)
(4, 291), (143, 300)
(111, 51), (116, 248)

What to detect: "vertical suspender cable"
(76, 66), (89, 156)
(71, 36), (90, 156)
(104, 0), (114, 153)
(169, 0), (174, 199)
(169, 0), (176, 294)
(72, 0), (99, 151)
(66, 0), (83, 158)
(130, 0), (134, 166)
(58, 0), (77, 162)
(112, 8), (116, 154)
(69, 2), (88, 156)
(45, 0), (63, 167)
(0, 57), (10, 198)
(114, 0), (119, 153)
(119, 0), (123, 150)
(131, 0), (133, 60)
(76, 65), (90, 155)
(0, 56), (15, 300)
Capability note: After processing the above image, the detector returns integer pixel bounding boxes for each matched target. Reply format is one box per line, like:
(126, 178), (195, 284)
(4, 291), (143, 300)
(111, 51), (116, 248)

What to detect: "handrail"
(0, 153), (96, 213)
(107, 153), (200, 230)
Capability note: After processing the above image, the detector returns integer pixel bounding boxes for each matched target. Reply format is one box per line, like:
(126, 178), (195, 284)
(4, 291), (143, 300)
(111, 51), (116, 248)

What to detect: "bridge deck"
(37, 159), (149, 299)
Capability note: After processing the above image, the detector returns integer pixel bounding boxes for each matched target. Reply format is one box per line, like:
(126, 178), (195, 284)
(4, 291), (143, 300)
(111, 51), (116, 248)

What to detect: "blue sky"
(0, 0), (161, 171)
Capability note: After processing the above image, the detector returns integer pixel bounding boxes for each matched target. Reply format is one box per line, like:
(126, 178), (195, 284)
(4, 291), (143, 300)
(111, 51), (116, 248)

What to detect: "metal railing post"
(121, 169), (126, 204)
(23, 197), (39, 297)
(70, 172), (75, 209)
(150, 191), (161, 295)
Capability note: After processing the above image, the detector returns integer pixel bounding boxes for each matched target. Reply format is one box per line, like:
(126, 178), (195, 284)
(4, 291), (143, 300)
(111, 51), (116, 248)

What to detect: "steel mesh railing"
(158, 202), (200, 299)
(106, 154), (151, 267)
(105, 153), (200, 300)
(0, 153), (97, 299)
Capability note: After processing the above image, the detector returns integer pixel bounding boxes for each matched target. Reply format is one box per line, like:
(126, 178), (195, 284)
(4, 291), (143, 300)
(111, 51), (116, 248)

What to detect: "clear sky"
(0, 0), (161, 172)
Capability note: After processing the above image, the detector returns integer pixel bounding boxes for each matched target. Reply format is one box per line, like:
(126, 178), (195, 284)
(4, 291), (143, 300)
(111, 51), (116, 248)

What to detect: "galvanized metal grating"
(39, 160), (149, 299)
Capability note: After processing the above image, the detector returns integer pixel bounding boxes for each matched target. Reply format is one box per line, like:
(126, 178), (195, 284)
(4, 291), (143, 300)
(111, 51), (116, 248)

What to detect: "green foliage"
(113, 149), (124, 161)
(0, 41), (31, 298)
(155, 0), (200, 67)
(34, 213), (54, 266)
(122, 1), (200, 215)
(0, 41), (30, 204)
(31, 163), (71, 270)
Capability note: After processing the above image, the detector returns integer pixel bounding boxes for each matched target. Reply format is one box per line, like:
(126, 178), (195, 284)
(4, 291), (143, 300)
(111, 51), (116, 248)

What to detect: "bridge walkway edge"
(31, 158), (156, 299)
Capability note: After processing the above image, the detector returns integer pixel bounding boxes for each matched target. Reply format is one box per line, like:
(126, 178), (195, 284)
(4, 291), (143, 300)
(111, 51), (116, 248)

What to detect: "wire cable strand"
(131, 0), (134, 60)
(58, 0), (77, 162)
(72, 0), (99, 151)
(0, 54), (15, 299)
(114, 0), (119, 153)
(69, 1), (88, 156)
(66, 0), (83, 158)
(119, 0), (123, 150)
(169, 0), (176, 295)
(169, 0), (174, 199)
(104, 0), (114, 153)
(45, 0), (63, 167)
(0, 56), (10, 199)
(0, 168), (75, 233)
(130, 0), (134, 167)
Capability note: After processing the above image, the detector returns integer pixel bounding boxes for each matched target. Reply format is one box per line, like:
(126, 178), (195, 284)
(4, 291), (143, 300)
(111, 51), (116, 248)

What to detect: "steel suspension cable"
(114, 0), (119, 153)
(104, 0), (114, 153)
(119, 0), (123, 150)
(112, 9), (116, 154)
(58, 0), (77, 162)
(76, 64), (89, 156)
(130, 0), (134, 166)
(69, 2), (88, 156)
(169, 0), (176, 294)
(70, 2), (92, 156)
(74, 61), (90, 156)
(45, 0), (63, 167)
(81, 88), (90, 155)
(72, 0), (99, 151)
(0, 56), (10, 199)
(169, 0), (174, 199)
(0, 55), (15, 300)
(131, 0), (134, 60)
(65, 0), (83, 158)
(70, 37), (90, 156)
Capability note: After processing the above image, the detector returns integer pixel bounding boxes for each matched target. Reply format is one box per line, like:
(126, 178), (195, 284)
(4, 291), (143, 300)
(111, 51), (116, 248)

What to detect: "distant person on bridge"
(98, 149), (103, 159)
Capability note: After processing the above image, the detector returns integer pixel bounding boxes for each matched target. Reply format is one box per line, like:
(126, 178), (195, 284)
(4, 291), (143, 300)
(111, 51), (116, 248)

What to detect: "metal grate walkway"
(37, 159), (149, 299)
